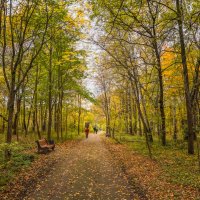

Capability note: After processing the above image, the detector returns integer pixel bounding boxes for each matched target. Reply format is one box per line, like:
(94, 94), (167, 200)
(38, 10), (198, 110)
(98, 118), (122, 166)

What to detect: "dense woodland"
(0, 0), (200, 196)
(0, 0), (94, 159)
(91, 0), (200, 156)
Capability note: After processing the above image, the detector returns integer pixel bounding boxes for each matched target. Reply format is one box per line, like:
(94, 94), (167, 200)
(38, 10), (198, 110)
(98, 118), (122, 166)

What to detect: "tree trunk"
(60, 92), (63, 140)
(65, 106), (68, 136)
(6, 92), (15, 143)
(176, 0), (194, 154)
(5, 89), (15, 159)
(173, 104), (177, 141)
(47, 45), (53, 141)
(138, 113), (142, 136)
(128, 85), (133, 135)
(133, 99), (137, 134)
(153, 37), (166, 145)
(131, 81), (152, 158)
(55, 103), (59, 140)
(13, 94), (21, 141)
(34, 65), (41, 139)
(77, 94), (81, 135)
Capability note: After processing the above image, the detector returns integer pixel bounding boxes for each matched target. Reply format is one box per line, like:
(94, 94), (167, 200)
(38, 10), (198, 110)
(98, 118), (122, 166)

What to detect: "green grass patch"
(0, 142), (36, 190)
(114, 133), (200, 188)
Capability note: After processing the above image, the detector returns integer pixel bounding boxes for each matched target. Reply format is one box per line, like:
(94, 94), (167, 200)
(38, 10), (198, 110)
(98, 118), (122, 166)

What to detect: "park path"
(24, 133), (135, 200)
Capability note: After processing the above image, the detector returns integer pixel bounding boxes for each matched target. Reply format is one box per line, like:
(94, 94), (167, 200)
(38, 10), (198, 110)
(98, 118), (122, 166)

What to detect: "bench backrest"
(38, 139), (48, 147)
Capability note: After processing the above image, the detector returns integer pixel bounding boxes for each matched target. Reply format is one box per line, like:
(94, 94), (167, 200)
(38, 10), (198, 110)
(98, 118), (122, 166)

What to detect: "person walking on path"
(93, 126), (98, 134)
(85, 127), (89, 139)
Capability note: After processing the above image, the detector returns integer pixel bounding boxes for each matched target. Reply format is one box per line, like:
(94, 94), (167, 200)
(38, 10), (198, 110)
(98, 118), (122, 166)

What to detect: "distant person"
(85, 127), (89, 139)
(93, 126), (98, 134)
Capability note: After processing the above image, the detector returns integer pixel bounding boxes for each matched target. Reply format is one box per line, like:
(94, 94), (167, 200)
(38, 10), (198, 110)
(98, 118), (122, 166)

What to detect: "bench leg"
(44, 148), (49, 154)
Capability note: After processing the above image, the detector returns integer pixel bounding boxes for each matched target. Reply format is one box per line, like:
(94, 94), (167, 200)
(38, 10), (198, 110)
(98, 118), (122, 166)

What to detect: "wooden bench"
(36, 138), (55, 153)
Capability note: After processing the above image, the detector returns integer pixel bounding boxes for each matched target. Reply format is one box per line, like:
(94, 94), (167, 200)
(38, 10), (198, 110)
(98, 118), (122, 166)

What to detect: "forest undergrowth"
(0, 132), (84, 190)
(103, 135), (200, 199)
(113, 133), (200, 189)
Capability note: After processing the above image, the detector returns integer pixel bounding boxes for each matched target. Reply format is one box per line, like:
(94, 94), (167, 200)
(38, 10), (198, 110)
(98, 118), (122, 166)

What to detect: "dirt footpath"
(24, 134), (139, 200)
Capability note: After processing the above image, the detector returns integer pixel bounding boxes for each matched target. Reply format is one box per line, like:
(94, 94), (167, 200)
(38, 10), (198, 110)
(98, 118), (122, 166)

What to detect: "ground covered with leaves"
(23, 134), (138, 200)
(114, 134), (200, 189)
(1, 133), (200, 200)
(0, 140), (80, 200)
(104, 137), (200, 199)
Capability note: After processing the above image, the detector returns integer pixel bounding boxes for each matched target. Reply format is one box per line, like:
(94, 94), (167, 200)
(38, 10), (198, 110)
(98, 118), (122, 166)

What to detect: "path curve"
(25, 133), (135, 200)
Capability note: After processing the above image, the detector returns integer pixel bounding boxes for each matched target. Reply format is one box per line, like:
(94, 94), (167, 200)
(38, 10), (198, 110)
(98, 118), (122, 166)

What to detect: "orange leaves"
(161, 48), (198, 98)
(161, 48), (183, 97)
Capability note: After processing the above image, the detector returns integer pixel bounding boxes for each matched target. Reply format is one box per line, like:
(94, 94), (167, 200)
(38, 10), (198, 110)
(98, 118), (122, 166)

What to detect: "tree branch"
(0, 114), (8, 122)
